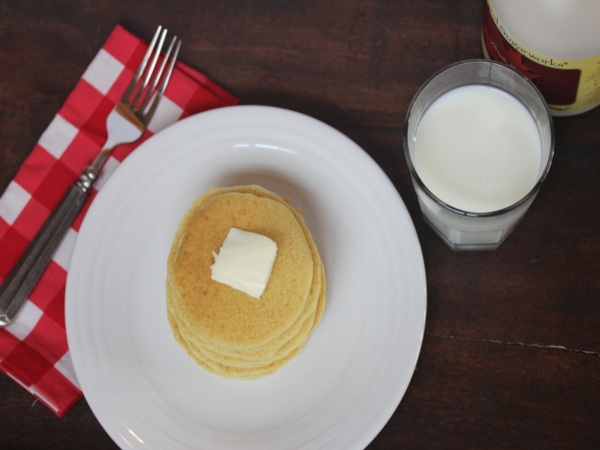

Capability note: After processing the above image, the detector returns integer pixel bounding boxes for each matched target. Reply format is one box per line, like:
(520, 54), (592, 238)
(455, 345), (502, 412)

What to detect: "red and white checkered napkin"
(0, 25), (239, 416)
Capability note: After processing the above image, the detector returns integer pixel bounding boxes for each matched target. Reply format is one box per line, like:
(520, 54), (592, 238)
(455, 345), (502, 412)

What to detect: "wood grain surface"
(1, 0), (599, 448)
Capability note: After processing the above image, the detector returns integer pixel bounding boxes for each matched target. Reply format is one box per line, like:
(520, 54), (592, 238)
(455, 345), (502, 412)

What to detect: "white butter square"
(210, 228), (277, 299)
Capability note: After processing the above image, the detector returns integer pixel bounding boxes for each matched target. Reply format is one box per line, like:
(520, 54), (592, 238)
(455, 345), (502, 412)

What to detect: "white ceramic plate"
(65, 105), (426, 449)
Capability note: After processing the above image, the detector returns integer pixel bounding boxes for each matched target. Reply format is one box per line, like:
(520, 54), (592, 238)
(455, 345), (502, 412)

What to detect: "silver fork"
(0, 26), (181, 326)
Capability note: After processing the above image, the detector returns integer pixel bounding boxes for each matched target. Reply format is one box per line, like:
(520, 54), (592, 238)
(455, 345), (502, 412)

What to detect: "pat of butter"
(210, 228), (278, 299)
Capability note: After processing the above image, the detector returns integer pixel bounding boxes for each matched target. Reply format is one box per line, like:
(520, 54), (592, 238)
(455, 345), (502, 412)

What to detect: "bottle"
(482, 0), (600, 116)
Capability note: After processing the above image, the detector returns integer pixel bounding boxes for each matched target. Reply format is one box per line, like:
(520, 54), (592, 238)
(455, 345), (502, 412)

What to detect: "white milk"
(414, 85), (542, 213)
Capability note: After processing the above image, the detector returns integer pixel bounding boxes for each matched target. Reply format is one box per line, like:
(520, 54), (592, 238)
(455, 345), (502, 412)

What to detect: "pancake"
(169, 191), (314, 349)
(167, 247), (323, 359)
(168, 265), (326, 369)
(166, 185), (326, 379)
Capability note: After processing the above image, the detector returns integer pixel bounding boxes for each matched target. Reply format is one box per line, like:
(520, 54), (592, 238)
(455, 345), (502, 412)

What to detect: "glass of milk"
(403, 60), (554, 251)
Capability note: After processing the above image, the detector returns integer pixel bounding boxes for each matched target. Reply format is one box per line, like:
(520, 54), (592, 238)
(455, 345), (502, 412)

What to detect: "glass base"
(422, 214), (504, 251)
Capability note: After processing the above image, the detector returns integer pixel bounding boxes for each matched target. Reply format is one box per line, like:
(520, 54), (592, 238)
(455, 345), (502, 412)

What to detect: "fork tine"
(131, 28), (168, 106)
(157, 39), (181, 97)
(143, 39), (181, 120)
(138, 35), (177, 112)
(122, 26), (162, 101)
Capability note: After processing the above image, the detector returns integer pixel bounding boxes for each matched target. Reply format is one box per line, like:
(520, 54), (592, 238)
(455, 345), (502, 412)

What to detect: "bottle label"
(482, 0), (600, 115)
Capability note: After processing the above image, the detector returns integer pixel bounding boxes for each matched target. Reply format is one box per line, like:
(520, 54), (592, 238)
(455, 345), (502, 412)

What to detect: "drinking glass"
(403, 59), (554, 251)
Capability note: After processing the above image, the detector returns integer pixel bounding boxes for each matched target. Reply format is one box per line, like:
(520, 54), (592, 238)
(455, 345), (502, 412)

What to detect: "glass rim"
(402, 59), (555, 218)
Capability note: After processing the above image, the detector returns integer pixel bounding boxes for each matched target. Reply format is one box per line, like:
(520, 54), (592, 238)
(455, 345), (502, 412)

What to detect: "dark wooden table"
(1, 0), (599, 448)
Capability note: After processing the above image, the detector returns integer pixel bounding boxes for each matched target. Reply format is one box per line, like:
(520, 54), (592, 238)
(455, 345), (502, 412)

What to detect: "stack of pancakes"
(166, 185), (326, 379)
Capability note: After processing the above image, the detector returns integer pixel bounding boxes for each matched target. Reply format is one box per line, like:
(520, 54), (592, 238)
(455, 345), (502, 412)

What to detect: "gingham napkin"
(0, 25), (238, 416)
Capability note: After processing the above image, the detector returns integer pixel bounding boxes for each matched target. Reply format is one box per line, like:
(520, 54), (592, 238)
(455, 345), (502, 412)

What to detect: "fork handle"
(0, 166), (98, 327)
